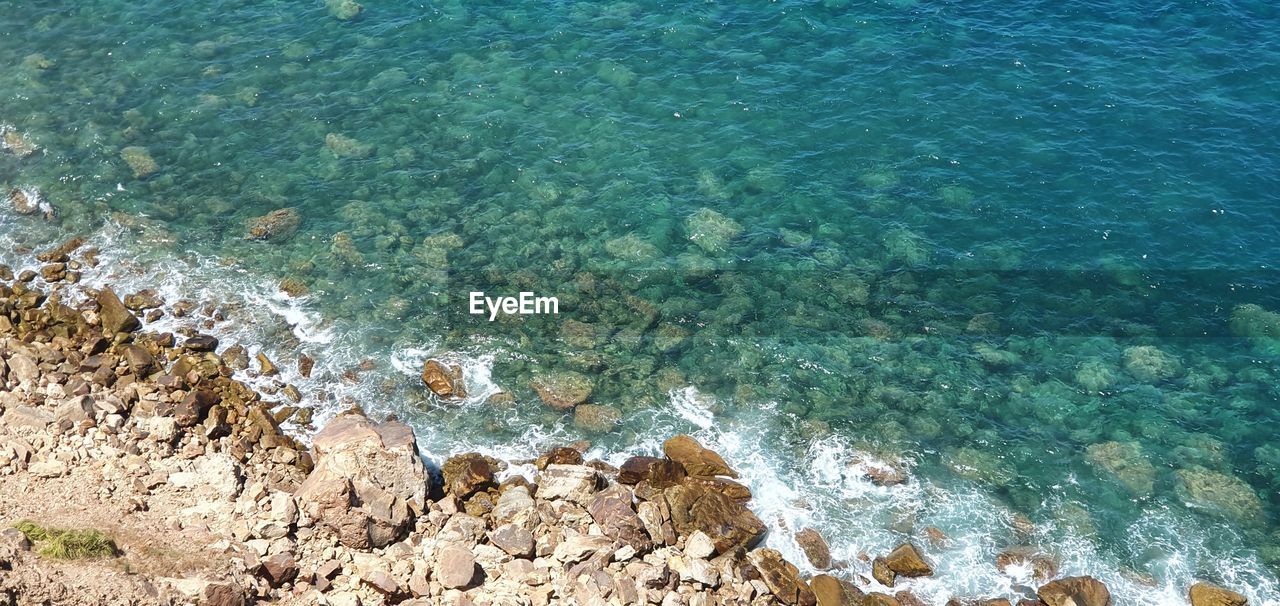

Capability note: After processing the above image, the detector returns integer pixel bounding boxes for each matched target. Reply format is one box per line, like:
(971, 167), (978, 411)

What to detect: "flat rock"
(812, 574), (866, 606)
(588, 485), (652, 554)
(663, 435), (737, 478)
(435, 544), (477, 589)
(536, 464), (601, 505)
(1189, 582), (1247, 606)
(488, 523), (534, 559)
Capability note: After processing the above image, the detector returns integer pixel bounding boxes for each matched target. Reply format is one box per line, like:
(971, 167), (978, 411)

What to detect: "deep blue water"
(2, 1), (1279, 603)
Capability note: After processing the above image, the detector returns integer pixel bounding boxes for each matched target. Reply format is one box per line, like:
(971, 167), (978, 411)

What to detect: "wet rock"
(183, 334), (219, 352)
(873, 543), (933, 587)
(534, 446), (583, 470)
(1174, 466), (1265, 526)
(573, 403), (621, 433)
(298, 353), (314, 378)
(120, 146), (159, 178)
(1123, 345), (1181, 382)
(1085, 441), (1156, 497)
(747, 548), (816, 606)
(795, 528), (832, 569)
(257, 352), (278, 375)
(811, 574), (865, 606)
(295, 411), (427, 549)
(8, 187), (49, 217)
(221, 345), (250, 370)
(848, 455), (910, 487)
(279, 277), (309, 297)
(2, 127), (38, 158)
(1037, 576), (1111, 606)
(530, 371), (593, 410)
(175, 390), (221, 427)
(245, 208), (301, 242)
(588, 485), (652, 554)
(422, 359), (466, 400)
(97, 287), (141, 334)
(994, 546), (1058, 583)
(325, 132), (373, 158)
(435, 544), (477, 589)
(663, 434), (737, 478)
(123, 289), (164, 310)
(617, 456), (664, 484)
(327, 2), (363, 23)
(441, 453), (497, 499)
(1188, 582), (1247, 606)
(662, 483), (765, 555)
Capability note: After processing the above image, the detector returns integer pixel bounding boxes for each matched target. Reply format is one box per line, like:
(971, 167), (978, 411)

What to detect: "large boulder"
(662, 483), (765, 555)
(1085, 441), (1156, 497)
(441, 453), (496, 499)
(663, 434), (737, 477)
(1188, 582), (1247, 606)
(747, 548), (816, 606)
(587, 484), (652, 554)
(873, 543), (933, 587)
(812, 574), (866, 606)
(97, 287), (140, 334)
(1174, 466), (1265, 526)
(295, 411), (428, 549)
(536, 464), (601, 505)
(795, 528), (832, 569)
(1037, 576), (1111, 606)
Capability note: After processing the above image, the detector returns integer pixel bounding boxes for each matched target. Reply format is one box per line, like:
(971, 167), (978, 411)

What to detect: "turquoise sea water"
(3, 1), (1280, 603)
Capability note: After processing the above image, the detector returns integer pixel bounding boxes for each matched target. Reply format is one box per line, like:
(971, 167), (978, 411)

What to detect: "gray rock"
(488, 523), (534, 559)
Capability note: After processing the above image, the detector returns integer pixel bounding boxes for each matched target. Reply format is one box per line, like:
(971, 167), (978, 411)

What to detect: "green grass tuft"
(10, 520), (118, 560)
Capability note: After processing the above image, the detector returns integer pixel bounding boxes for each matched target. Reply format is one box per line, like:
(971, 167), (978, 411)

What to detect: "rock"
(8, 187), (50, 217)
(221, 345), (250, 370)
(534, 446), (583, 469)
(120, 345), (155, 376)
(261, 552), (298, 587)
(422, 359), (467, 400)
(618, 456), (664, 484)
(257, 351), (278, 375)
(325, 133), (373, 158)
(245, 208), (301, 242)
(120, 146), (159, 178)
(662, 483), (765, 555)
(685, 207), (743, 253)
(573, 404), (622, 433)
(3, 405), (52, 430)
(588, 485), (652, 554)
(97, 287), (141, 334)
(1123, 345), (1181, 382)
(364, 570), (399, 595)
(1189, 582), (1247, 606)
(295, 411), (428, 549)
(2, 127), (38, 158)
(326, 0), (363, 20)
(747, 548), (816, 606)
(812, 574), (865, 606)
(995, 546), (1058, 583)
(864, 594), (902, 606)
(1174, 466), (1265, 526)
(795, 528), (832, 569)
(847, 455), (909, 487)
(873, 557), (895, 586)
(669, 554), (719, 586)
(552, 533), (614, 563)
(1085, 441), (1156, 497)
(881, 543), (933, 579)
(685, 530), (716, 559)
(663, 435), (737, 478)
(5, 354), (38, 384)
(1229, 304), (1280, 339)
(183, 334), (219, 352)
(530, 372), (593, 409)
(123, 289), (164, 310)
(488, 523), (534, 558)
(174, 390), (221, 428)
(30, 460), (67, 478)
(536, 464), (601, 504)
(54, 396), (94, 426)
(441, 453), (496, 499)
(435, 544), (477, 589)
(200, 581), (246, 606)
(1037, 576), (1112, 606)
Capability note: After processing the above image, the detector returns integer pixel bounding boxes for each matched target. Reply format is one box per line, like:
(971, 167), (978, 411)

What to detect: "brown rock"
(298, 354), (315, 378)
(261, 552), (298, 587)
(422, 359), (466, 400)
(489, 523), (534, 558)
(201, 581), (247, 606)
(120, 344), (156, 376)
(441, 453), (497, 499)
(882, 543), (933, 578)
(873, 556), (896, 586)
(683, 475), (752, 501)
(663, 483), (765, 555)
(534, 446), (583, 469)
(1189, 582), (1247, 606)
(618, 456), (664, 484)
(747, 548), (817, 606)
(573, 403), (622, 433)
(245, 208), (301, 241)
(1038, 576), (1112, 606)
(435, 544), (477, 589)
(795, 528), (832, 569)
(588, 485), (652, 554)
(97, 287), (140, 334)
(174, 390), (221, 427)
(864, 594), (903, 606)
(663, 434), (737, 477)
(995, 546), (1058, 583)
(812, 574), (865, 606)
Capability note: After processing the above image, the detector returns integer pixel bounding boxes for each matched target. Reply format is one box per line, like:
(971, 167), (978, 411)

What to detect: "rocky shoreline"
(0, 241), (1255, 606)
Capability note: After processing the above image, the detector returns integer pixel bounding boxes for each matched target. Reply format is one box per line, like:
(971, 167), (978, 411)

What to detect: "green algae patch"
(12, 520), (118, 560)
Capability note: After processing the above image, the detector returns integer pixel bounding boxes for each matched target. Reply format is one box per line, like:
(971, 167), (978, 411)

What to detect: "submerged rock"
(245, 208), (301, 242)
(1085, 441), (1156, 497)
(685, 207), (743, 254)
(573, 403), (621, 433)
(2, 127), (39, 158)
(530, 371), (593, 409)
(325, 132), (373, 158)
(8, 187), (53, 219)
(120, 146), (159, 178)
(421, 359), (466, 400)
(1122, 345), (1181, 382)
(1174, 466), (1265, 526)
(1229, 304), (1280, 339)
(325, 0), (363, 21)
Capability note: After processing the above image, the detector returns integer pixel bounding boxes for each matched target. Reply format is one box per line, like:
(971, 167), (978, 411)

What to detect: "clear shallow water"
(3, 1), (1280, 603)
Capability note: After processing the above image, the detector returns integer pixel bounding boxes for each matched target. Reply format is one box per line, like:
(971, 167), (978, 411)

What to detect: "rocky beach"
(0, 244), (1259, 606)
